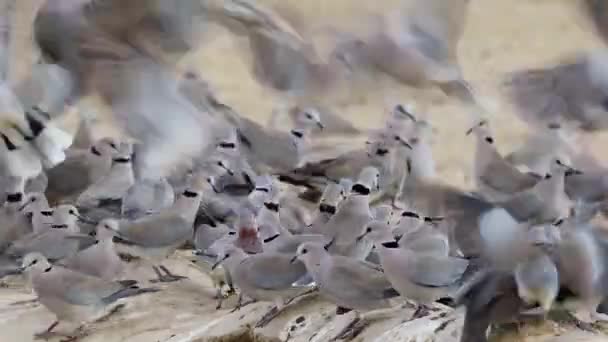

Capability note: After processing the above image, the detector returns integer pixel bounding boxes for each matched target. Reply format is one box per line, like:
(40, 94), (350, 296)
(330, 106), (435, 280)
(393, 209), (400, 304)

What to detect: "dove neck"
(173, 194), (203, 224)
(408, 142), (436, 181)
(535, 170), (566, 199)
(474, 134), (501, 180)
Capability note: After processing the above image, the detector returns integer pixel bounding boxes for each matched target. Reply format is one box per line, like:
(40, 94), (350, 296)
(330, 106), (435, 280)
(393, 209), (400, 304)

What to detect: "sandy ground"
(3, 0), (608, 341)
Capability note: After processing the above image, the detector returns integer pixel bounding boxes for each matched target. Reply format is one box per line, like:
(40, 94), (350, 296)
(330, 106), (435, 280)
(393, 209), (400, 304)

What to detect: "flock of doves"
(4, 0), (608, 341)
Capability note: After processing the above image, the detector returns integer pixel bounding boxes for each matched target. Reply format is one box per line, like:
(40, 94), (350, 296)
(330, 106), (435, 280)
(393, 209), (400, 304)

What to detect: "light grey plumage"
(330, 0), (478, 106)
(110, 172), (206, 282)
(20, 252), (158, 339)
(45, 136), (120, 205)
(295, 242), (398, 311)
(76, 141), (135, 208)
(5, 204), (88, 261)
(34, 0), (216, 180)
(59, 219), (125, 281)
(215, 246), (309, 326)
(359, 220), (468, 305)
(503, 52), (608, 132)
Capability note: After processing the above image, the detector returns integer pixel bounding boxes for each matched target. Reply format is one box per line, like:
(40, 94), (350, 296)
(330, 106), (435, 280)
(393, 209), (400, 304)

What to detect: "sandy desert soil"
(3, 0), (608, 341)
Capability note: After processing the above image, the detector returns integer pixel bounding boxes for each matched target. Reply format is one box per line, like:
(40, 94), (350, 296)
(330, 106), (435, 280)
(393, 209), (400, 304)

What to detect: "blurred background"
(3, 0), (606, 188)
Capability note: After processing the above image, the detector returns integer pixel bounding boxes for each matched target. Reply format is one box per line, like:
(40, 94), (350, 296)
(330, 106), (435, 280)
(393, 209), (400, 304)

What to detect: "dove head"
(392, 104), (418, 123)
(214, 245), (248, 270)
(465, 119), (493, 143)
(20, 252), (51, 274)
(97, 219), (120, 240)
(295, 107), (324, 131)
(357, 220), (395, 244)
(294, 242), (327, 269)
(0, 127), (24, 152)
(206, 156), (234, 177)
(92, 137), (120, 156)
(331, 37), (369, 72)
(52, 205), (82, 232)
(352, 166), (380, 195)
(365, 139), (391, 161)
(548, 156), (581, 176)
(19, 192), (49, 214)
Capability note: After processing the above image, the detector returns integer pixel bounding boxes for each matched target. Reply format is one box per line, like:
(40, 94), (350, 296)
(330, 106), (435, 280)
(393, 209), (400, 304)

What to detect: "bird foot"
(411, 305), (431, 320)
(95, 303), (126, 323)
(255, 306), (280, 328)
(331, 317), (369, 341)
(230, 299), (256, 313)
(150, 266), (188, 283)
(10, 298), (38, 306)
(285, 286), (319, 305)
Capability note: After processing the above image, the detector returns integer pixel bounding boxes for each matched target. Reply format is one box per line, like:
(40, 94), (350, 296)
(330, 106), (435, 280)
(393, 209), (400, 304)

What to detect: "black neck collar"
(263, 234), (281, 243)
(182, 190), (198, 198)
(381, 240), (400, 249)
(90, 146), (102, 156)
(51, 224), (68, 229)
(40, 211), (53, 217)
(6, 193), (22, 203)
(44, 266), (52, 273)
(319, 203), (337, 215)
(113, 157), (131, 163)
(263, 202), (279, 212)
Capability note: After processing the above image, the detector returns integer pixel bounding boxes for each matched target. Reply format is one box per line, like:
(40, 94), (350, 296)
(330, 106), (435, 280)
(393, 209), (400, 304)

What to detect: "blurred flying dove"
(503, 51), (608, 132)
(35, 0), (217, 180)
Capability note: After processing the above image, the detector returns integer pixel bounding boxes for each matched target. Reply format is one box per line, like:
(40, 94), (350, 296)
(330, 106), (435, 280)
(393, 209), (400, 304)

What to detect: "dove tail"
(102, 286), (160, 304)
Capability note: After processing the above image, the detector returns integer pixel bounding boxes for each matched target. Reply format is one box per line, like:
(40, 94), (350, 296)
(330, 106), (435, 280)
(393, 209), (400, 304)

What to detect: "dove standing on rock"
(19, 252), (158, 340)
(294, 242), (400, 341)
(59, 219), (126, 281)
(213, 245), (311, 327)
(109, 172), (207, 283)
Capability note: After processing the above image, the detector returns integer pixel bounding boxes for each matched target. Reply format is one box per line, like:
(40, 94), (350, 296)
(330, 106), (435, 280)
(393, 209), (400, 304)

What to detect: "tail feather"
(102, 286), (160, 304)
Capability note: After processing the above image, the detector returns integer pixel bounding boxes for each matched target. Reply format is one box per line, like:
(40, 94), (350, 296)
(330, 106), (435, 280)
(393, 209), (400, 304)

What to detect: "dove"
(213, 245), (311, 327)
(35, 0), (216, 180)
(294, 242), (400, 341)
(45, 136), (120, 204)
(76, 141), (135, 208)
(19, 252), (158, 340)
(323, 167), (378, 260)
(110, 172), (207, 282)
(467, 119), (541, 201)
(330, 0), (479, 108)
(59, 219), (126, 281)
(308, 182), (346, 235)
(5, 204), (90, 261)
(357, 219), (469, 314)
(503, 51), (608, 132)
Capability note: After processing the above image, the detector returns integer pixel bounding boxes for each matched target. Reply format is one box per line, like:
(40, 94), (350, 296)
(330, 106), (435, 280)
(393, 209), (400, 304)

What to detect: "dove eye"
(68, 210), (75, 215)
(366, 227), (372, 233)
(228, 231), (236, 236)
(31, 259), (38, 266)
(305, 113), (313, 119)
(301, 248), (308, 254)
